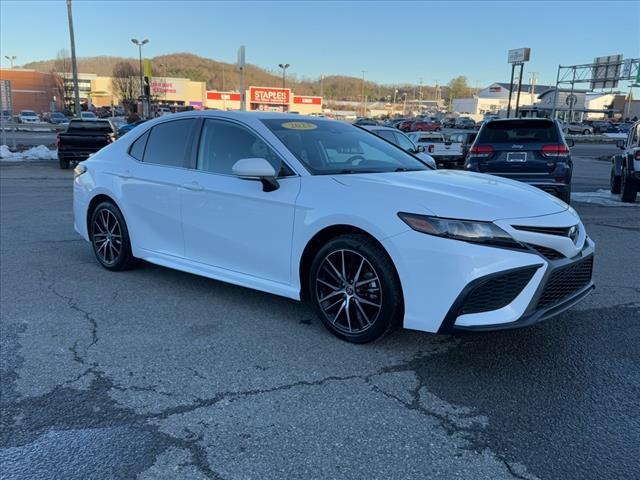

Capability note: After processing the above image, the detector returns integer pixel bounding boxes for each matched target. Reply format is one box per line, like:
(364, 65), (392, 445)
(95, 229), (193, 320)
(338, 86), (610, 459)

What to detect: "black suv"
(465, 118), (574, 204)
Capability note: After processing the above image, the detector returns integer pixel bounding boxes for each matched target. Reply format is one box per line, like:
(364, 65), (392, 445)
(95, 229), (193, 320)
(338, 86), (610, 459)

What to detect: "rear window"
(67, 120), (113, 133)
(477, 120), (559, 143)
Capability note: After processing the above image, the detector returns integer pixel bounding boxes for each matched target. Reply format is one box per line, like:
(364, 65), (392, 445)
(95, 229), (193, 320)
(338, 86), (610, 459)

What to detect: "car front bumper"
(382, 209), (594, 333)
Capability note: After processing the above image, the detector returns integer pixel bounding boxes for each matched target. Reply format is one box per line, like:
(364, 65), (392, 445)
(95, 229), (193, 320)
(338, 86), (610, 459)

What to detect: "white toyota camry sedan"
(73, 111), (595, 343)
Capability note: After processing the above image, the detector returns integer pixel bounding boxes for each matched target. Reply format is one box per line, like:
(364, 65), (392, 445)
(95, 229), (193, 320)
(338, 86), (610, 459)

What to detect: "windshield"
(22, 111), (37, 116)
(477, 120), (559, 144)
(67, 120), (113, 132)
(262, 119), (431, 174)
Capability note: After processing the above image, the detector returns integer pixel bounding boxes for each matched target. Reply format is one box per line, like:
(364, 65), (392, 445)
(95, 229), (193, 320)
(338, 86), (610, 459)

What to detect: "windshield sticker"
(281, 121), (317, 130)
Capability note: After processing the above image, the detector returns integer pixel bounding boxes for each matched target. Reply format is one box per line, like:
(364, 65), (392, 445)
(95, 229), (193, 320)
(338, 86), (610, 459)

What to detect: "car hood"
(332, 170), (568, 221)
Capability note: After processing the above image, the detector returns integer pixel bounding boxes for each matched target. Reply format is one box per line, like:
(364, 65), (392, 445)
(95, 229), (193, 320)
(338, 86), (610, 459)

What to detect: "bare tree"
(51, 49), (70, 111)
(111, 62), (139, 114)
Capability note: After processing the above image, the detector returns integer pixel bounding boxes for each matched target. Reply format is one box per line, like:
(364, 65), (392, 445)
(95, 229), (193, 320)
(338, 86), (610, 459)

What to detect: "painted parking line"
(572, 189), (640, 207)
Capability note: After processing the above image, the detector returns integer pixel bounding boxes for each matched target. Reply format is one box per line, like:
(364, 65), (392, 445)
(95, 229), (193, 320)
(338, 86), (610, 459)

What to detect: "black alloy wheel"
(309, 234), (403, 343)
(90, 202), (136, 271)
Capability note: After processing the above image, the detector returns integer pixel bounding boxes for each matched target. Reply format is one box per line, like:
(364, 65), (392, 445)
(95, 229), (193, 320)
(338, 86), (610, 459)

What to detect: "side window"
(196, 119), (284, 175)
(128, 131), (149, 161)
(376, 130), (397, 144)
(143, 119), (195, 167)
(394, 133), (415, 151)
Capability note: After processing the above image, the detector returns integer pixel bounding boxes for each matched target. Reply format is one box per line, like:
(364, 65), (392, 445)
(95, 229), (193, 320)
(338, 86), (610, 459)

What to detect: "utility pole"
(66, 0), (81, 117)
(4, 56), (16, 68)
(278, 63), (289, 112)
(361, 70), (367, 117)
(238, 46), (246, 111)
(529, 71), (538, 101)
(393, 88), (398, 116)
(320, 74), (324, 109)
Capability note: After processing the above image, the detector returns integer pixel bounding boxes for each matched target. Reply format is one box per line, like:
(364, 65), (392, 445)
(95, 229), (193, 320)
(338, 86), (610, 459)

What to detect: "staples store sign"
(150, 78), (185, 96)
(250, 87), (290, 104)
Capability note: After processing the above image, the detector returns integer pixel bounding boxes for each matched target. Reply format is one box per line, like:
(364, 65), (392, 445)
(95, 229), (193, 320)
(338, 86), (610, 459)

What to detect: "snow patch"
(0, 145), (58, 162)
(572, 189), (639, 207)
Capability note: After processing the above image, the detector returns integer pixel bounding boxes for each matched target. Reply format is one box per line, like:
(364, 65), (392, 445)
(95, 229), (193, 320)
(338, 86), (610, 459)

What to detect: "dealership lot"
(1, 146), (639, 479)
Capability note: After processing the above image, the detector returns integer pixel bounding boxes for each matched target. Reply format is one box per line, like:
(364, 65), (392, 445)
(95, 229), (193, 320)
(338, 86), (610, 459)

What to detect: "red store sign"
(207, 91), (241, 101)
(250, 87), (291, 104)
(293, 95), (322, 105)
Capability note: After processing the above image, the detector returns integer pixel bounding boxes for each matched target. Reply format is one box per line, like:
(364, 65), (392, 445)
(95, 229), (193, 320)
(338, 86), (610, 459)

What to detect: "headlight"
(398, 212), (522, 248)
(73, 163), (87, 178)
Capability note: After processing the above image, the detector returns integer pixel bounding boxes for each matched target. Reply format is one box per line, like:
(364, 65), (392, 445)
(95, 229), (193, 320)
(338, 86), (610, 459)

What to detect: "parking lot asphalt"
(1, 145), (639, 480)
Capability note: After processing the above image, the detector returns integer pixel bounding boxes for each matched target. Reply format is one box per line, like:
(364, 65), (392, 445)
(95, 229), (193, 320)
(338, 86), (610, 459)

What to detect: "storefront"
(205, 86), (323, 115)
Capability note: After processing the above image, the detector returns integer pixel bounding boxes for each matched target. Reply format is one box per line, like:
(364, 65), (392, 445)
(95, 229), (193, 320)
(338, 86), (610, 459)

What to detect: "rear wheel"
(59, 157), (70, 169)
(583, 129), (591, 135)
(620, 168), (638, 203)
(309, 234), (403, 343)
(559, 188), (571, 205)
(610, 166), (621, 194)
(90, 201), (137, 271)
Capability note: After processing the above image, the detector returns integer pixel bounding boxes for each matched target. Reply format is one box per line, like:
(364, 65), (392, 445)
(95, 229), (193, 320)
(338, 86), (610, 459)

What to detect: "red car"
(410, 121), (441, 132)
(397, 120), (415, 132)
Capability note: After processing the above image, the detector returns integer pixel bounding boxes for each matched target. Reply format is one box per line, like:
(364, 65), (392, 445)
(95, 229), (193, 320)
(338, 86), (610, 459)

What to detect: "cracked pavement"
(1, 150), (639, 479)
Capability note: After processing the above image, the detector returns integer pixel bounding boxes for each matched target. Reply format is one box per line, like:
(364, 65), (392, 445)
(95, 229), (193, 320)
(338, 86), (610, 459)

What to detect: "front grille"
(460, 266), (539, 315)
(514, 225), (575, 236)
(527, 244), (565, 260)
(537, 256), (593, 308)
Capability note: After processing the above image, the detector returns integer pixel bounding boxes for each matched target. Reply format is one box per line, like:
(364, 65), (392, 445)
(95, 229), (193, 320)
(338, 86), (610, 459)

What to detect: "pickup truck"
(406, 132), (465, 169)
(57, 119), (116, 169)
(611, 120), (639, 203)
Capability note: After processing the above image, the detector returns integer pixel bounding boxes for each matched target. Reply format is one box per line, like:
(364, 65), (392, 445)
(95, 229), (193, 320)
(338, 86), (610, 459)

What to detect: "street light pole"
(66, 0), (81, 117)
(4, 56), (16, 68)
(131, 38), (148, 101)
(278, 63), (289, 112)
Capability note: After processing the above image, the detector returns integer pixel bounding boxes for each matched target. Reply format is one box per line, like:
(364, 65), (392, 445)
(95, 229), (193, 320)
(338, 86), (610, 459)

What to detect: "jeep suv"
(465, 118), (574, 204)
(611, 120), (640, 203)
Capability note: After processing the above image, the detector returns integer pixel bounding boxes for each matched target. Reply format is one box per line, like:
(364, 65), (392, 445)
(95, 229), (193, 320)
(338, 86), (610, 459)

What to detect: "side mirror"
(232, 158), (279, 192)
(414, 145), (426, 153)
(565, 139), (575, 147)
(616, 139), (626, 149)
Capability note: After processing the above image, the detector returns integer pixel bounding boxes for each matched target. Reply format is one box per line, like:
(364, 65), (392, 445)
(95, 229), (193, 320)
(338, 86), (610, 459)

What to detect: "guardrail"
(0, 122), (63, 150)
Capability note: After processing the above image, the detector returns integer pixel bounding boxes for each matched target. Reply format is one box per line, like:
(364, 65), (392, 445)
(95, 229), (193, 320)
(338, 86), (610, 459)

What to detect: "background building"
(0, 69), (63, 113)
(453, 82), (551, 120)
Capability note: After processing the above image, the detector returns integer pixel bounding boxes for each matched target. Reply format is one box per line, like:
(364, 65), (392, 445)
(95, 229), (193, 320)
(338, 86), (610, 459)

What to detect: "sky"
(1, 0), (639, 88)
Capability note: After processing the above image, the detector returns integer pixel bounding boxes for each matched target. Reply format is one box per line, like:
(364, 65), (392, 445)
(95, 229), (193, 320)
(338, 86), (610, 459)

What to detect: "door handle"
(181, 181), (203, 191)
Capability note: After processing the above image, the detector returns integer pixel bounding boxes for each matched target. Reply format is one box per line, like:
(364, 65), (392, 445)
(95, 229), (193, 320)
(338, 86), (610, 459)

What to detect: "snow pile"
(0, 145), (57, 162)
(572, 189), (639, 207)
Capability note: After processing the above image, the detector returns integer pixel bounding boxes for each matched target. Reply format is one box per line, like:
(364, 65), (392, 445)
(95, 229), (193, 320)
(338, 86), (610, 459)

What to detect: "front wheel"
(90, 201), (137, 271)
(610, 166), (621, 194)
(59, 157), (70, 169)
(309, 234), (403, 343)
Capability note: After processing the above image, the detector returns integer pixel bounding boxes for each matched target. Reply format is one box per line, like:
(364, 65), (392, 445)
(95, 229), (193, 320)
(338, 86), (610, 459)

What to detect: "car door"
(118, 118), (198, 258)
(180, 118), (301, 284)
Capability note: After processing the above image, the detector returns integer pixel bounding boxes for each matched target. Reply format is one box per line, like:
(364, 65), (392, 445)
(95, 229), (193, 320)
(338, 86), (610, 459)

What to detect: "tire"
(610, 166), (621, 194)
(59, 157), (70, 169)
(308, 234), (403, 343)
(583, 129), (591, 135)
(89, 201), (137, 271)
(620, 169), (638, 203)
(559, 188), (571, 205)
